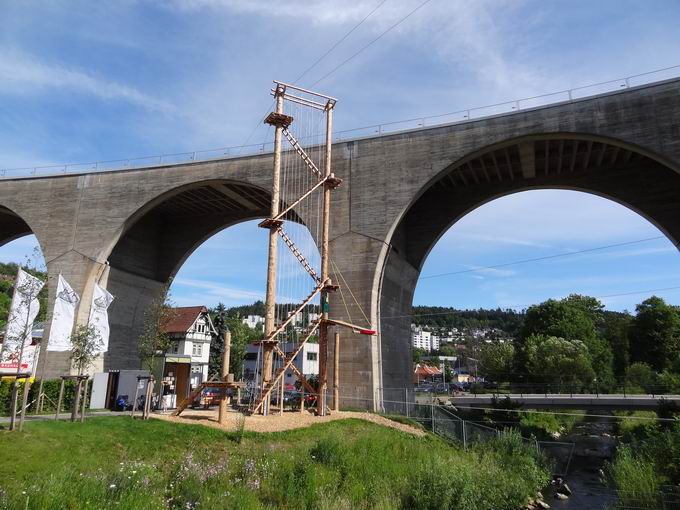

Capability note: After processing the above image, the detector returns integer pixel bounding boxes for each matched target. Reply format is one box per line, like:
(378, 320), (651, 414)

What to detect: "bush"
(0, 378), (87, 416)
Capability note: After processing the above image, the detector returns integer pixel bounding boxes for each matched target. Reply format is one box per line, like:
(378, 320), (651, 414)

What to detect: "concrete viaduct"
(1, 78), (680, 411)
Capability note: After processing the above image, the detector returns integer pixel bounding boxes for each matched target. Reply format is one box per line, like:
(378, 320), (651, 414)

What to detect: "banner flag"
(46, 275), (80, 352)
(89, 283), (114, 354)
(0, 268), (45, 373)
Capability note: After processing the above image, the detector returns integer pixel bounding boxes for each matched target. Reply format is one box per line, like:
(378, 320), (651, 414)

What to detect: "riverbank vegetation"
(607, 407), (680, 507)
(0, 416), (549, 510)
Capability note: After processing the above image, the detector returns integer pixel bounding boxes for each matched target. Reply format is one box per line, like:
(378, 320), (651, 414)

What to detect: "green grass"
(0, 416), (549, 510)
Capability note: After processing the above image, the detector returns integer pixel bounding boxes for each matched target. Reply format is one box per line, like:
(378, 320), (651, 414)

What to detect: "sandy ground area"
(152, 407), (426, 437)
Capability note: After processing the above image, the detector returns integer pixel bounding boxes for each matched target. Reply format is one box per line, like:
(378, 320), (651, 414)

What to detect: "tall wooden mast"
(253, 81), (373, 416)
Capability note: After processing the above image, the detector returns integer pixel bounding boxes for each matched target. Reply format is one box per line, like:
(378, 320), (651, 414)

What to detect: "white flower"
(109, 484), (116, 489)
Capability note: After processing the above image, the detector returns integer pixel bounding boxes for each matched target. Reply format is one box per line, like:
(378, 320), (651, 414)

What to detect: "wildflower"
(109, 484), (116, 489)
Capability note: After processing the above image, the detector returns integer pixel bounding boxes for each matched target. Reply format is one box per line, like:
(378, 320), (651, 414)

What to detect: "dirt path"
(153, 408), (426, 437)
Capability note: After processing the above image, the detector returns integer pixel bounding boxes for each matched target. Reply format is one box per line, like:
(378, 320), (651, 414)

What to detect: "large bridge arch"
(103, 178), (272, 371)
(377, 133), (680, 407)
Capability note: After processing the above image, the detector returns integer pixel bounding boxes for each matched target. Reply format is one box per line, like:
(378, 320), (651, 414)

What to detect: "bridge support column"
(38, 251), (109, 379)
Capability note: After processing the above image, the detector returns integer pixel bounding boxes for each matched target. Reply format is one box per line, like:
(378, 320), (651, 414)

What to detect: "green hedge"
(0, 378), (91, 416)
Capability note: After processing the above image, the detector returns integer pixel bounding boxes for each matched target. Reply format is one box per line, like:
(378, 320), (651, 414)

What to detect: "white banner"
(89, 283), (114, 354)
(46, 275), (80, 352)
(0, 268), (45, 374)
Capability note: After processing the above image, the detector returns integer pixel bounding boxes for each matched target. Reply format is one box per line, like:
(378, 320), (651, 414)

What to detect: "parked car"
(289, 391), (317, 409)
(192, 386), (222, 408)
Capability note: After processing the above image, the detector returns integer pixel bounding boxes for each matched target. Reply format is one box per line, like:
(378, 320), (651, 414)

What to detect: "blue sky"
(2, 1), (680, 312)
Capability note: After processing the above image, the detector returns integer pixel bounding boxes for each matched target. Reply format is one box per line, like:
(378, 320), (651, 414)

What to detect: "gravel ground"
(152, 407), (426, 437)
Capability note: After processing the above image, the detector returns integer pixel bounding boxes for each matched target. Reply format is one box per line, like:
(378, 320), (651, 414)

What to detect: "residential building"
(411, 326), (439, 352)
(242, 314), (264, 331)
(162, 306), (216, 389)
(243, 341), (319, 390)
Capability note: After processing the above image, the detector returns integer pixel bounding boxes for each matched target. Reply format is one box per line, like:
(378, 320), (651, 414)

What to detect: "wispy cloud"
(0, 48), (175, 114)
(173, 277), (263, 301)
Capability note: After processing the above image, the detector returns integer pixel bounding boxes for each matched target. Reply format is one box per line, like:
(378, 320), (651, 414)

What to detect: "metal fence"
(2, 64), (680, 180)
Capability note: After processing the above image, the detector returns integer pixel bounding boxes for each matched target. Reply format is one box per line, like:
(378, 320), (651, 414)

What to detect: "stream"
(542, 414), (619, 509)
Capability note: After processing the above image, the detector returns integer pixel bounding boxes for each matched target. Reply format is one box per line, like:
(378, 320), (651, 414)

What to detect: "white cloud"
(173, 277), (263, 301)
(0, 48), (175, 114)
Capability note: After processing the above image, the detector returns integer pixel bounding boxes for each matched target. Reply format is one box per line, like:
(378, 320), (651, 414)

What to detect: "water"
(543, 415), (618, 509)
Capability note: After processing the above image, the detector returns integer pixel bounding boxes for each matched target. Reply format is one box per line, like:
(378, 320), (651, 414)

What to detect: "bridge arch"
(0, 204), (43, 250)
(377, 133), (680, 405)
(104, 178), (272, 371)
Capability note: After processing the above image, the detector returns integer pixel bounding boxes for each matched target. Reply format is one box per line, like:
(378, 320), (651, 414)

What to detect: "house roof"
(414, 364), (442, 376)
(161, 306), (209, 334)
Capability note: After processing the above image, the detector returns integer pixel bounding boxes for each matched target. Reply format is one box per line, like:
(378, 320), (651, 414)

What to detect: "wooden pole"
(80, 377), (89, 423)
(8, 379), (19, 430)
(71, 378), (82, 422)
(55, 378), (65, 420)
(261, 88), (285, 415)
(300, 386), (305, 414)
(143, 377), (153, 419)
(18, 377), (31, 432)
(333, 331), (340, 412)
(131, 379), (140, 418)
(218, 329), (231, 425)
(317, 104), (333, 417)
(36, 342), (49, 414)
(279, 380), (284, 415)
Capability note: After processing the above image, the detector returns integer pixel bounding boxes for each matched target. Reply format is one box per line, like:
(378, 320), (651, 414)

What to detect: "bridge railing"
(458, 380), (680, 399)
(2, 64), (680, 180)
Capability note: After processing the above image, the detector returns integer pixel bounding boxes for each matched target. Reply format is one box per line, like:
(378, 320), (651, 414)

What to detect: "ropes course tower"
(251, 82), (374, 416)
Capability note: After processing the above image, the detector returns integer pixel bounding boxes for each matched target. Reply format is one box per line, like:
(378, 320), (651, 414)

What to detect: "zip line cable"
(295, 0), (390, 86)
(419, 235), (665, 280)
(237, 0), (391, 154)
(310, 0), (433, 87)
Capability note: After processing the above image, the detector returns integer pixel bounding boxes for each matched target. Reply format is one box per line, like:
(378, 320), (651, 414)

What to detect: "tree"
(479, 342), (515, 381)
(625, 362), (657, 392)
(208, 303), (228, 377)
(220, 313), (260, 380)
(525, 334), (596, 387)
(137, 283), (177, 373)
(603, 312), (632, 377)
(520, 297), (614, 386)
(69, 324), (102, 375)
(629, 296), (680, 372)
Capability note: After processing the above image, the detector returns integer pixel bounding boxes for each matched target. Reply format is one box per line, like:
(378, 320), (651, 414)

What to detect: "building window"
(192, 343), (203, 357)
(191, 365), (202, 373)
(306, 352), (317, 361)
(195, 322), (206, 333)
(170, 342), (178, 354)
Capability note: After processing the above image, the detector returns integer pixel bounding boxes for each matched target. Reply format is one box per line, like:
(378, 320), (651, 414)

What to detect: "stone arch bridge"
(1, 78), (679, 410)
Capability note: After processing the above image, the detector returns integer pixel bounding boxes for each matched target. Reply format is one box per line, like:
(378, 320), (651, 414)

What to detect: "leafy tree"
(137, 283), (177, 373)
(629, 296), (680, 372)
(524, 334), (595, 387)
(69, 324), (102, 375)
(479, 342), (515, 381)
(625, 362), (657, 393)
(520, 297), (614, 386)
(224, 317), (255, 380)
(603, 312), (632, 377)
(208, 303), (228, 377)
(412, 348), (425, 364)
